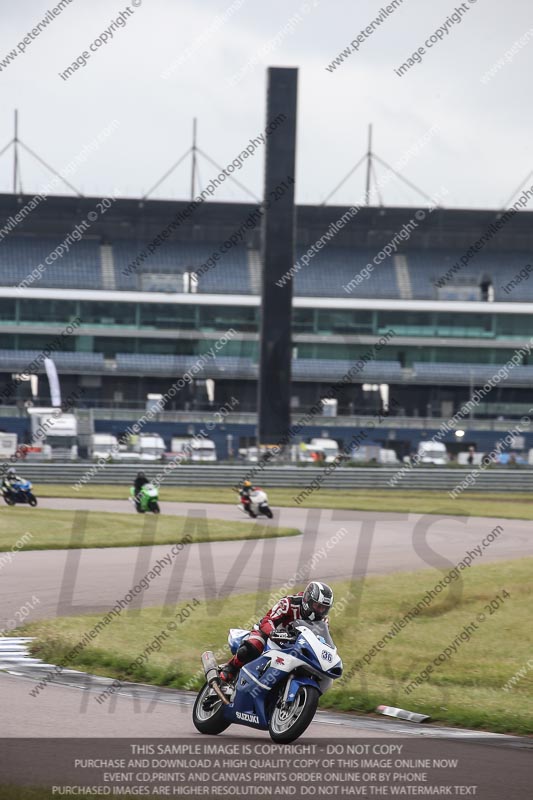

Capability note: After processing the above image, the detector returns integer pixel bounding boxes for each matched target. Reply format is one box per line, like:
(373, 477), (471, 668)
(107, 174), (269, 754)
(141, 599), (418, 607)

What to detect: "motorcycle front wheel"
(269, 685), (319, 743)
(192, 682), (231, 735)
(28, 494), (38, 507)
(149, 501), (160, 514)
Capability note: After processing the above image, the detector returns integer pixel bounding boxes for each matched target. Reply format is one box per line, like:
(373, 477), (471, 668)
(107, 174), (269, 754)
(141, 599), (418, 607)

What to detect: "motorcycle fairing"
(222, 654), (282, 730)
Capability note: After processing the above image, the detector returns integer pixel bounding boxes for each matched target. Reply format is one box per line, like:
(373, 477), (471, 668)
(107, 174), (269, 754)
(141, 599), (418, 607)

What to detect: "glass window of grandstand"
(317, 309), (373, 335)
(18, 334), (76, 351)
(496, 315), (533, 338)
(292, 308), (315, 333)
(137, 340), (187, 355)
(0, 299), (15, 322)
(198, 306), (257, 332)
(0, 333), (15, 348)
(435, 313), (493, 337)
(299, 343), (354, 360)
(377, 311), (433, 336)
(95, 338), (136, 357)
(81, 301), (136, 326)
(19, 299), (77, 324)
(200, 338), (256, 359)
(139, 303), (195, 329)
(413, 348), (495, 365)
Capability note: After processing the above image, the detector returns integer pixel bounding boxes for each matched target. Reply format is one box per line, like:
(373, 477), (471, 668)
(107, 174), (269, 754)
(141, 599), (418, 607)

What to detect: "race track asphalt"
(1, 500), (531, 795)
(1, 498), (531, 628)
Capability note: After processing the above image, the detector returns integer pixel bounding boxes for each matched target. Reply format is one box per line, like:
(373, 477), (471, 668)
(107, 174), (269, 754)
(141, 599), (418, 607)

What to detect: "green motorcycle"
(130, 482), (160, 514)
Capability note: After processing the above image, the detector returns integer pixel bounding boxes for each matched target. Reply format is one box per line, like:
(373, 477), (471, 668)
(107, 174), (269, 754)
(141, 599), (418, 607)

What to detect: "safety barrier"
(10, 463), (533, 491)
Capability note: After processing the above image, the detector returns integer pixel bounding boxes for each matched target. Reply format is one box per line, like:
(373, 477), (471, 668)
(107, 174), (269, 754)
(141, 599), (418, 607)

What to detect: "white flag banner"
(44, 357), (61, 407)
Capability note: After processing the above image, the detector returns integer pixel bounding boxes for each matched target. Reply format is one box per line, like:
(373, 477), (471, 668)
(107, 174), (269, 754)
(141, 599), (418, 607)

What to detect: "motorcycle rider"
(239, 479), (256, 518)
(1, 467), (23, 500)
(219, 581), (334, 683)
(133, 471), (149, 513)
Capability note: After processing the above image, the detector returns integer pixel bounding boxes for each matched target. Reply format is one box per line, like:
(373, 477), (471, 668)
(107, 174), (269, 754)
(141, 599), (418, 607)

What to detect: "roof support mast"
(190, 117), (197, 201)
(365, 123), (372, 205)
(13, 109), (20, 194)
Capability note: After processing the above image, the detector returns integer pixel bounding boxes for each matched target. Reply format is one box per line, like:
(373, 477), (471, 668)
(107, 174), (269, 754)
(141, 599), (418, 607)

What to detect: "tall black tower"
(257, 67), (298, 446)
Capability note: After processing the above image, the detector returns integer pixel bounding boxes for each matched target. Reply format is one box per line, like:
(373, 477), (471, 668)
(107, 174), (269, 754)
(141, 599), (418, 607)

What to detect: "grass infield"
(35, 484), (533, 519)
(23, 557), (533, 735)
(0, 507), (300, 552)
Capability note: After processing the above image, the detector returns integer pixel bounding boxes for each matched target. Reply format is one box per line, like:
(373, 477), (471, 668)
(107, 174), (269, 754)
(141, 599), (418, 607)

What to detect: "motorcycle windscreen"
(293, 619), (334, 646)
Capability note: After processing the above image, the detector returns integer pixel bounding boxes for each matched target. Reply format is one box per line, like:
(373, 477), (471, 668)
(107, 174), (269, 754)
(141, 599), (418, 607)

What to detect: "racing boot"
(219, 661), (239, 683)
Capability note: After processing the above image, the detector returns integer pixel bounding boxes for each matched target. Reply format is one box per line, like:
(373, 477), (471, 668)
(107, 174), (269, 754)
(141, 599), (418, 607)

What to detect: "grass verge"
(35, 484), (533, 519)
(22, 557), (533, 735)
(0, 507), (300, 551)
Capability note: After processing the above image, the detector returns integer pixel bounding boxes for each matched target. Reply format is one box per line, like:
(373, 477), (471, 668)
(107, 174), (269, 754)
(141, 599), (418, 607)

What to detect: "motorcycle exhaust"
(201, 651), (229, 705)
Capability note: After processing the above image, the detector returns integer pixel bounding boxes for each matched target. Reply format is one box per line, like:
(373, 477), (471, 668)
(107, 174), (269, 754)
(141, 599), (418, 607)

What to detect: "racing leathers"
(1, 472), (22, 498)
(239, 484), (256, 517)
(220, 592), (315, 681)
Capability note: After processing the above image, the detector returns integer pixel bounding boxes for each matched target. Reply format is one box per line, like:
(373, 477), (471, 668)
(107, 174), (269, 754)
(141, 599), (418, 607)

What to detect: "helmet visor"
(310, 601), (330, 617)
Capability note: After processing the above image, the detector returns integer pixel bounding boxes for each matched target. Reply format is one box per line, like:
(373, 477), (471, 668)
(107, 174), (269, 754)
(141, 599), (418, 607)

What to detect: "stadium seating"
(406, 251), (533, 302)
(113, 241), (251, 294)
(291, 358), (403, 382)
(114, 353), (257, 378)
(0, 349), (104, 372)
(293, 247), (399, 298)
(114, 353), (403, 382)
(2, 233), (532, 305)
(412, 361), (533, 386)
(0, 236), (101, 289)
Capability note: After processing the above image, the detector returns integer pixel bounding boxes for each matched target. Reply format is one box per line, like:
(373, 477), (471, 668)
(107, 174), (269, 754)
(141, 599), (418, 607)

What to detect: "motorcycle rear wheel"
(269, 685), (319, 743)
(192, 682), (231, 735)
(4, 495), (15, 506)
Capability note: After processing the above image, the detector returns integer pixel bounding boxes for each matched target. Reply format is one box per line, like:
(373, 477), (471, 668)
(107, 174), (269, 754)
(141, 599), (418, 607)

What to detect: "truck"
(136, 433), (166, 461)
(90, 433), (119, 461)
(169, 436), (217, 462)
(416, 441), (448, 465)
(27, 407), (78, 461)
(300, 437), (340, 464)
(0, 433), (17, 460)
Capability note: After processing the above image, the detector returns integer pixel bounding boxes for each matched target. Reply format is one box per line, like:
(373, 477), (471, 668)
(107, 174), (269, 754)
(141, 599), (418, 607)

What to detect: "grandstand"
(1, 192), (533, 457)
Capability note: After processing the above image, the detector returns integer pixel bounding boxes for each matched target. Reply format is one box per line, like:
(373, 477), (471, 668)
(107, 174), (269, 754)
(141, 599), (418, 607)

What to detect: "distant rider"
(219, 581), (334, 683)
(1, 467), (23, 500)
(239, 479), (256, 518)
(133, 471), (149, 512)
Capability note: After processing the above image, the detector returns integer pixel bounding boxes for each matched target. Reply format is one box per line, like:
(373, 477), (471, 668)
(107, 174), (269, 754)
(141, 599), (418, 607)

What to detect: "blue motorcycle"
(2, 480), (38, 507)
(193, 619), (343, 743)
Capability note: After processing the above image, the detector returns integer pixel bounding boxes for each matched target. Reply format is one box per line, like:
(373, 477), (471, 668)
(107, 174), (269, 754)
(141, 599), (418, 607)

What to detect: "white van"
(0, 433), (17, 460)
(137, 433), (166, 461)
(416, 441), (448, 465)
(379, 448), (399, 465)
(190, 438), (217, 462)
(305, 438), (340, 463)
(90, 433), (119, 461)
(170, 436), (217, 462)
(27, 407), (78, 460)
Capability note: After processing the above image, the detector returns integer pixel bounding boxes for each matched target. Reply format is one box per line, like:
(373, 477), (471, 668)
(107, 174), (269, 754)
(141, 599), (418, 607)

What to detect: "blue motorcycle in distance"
(2, 480), (38, 507)
(193, 619), (343, 743)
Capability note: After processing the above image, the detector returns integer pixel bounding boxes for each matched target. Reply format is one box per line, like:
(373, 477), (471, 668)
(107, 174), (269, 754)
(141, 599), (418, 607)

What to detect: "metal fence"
(11, 463), (533, 492)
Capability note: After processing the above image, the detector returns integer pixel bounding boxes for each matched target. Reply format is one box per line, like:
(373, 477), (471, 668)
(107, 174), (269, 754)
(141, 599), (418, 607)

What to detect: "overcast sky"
(0, 0), (531, 210)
